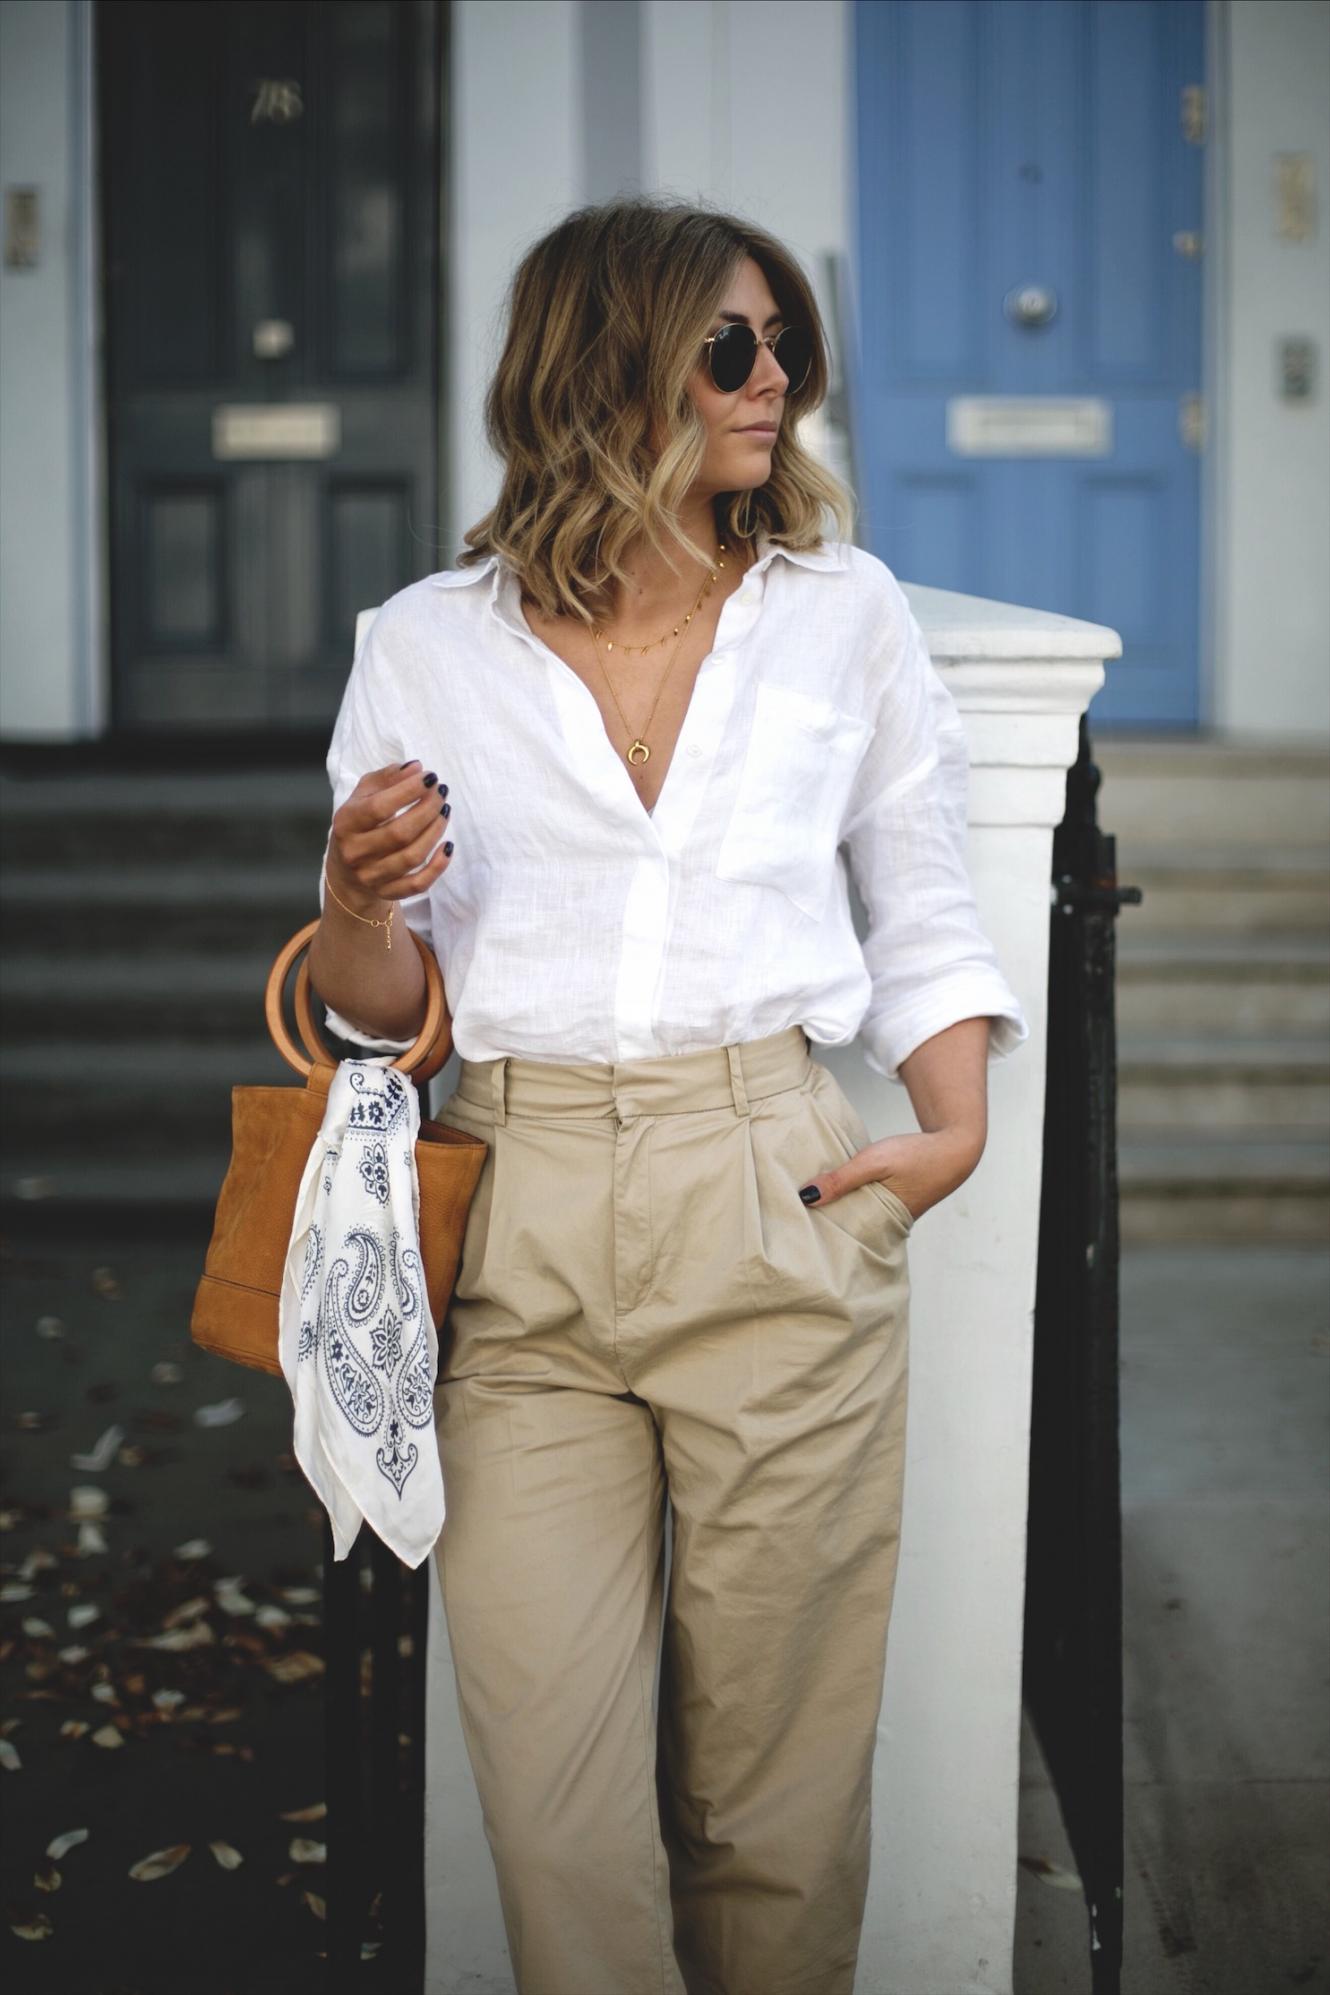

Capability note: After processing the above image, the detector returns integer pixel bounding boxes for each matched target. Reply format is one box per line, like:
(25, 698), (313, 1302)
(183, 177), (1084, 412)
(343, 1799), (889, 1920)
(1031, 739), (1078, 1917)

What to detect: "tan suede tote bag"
(190, 919), (487, 1376)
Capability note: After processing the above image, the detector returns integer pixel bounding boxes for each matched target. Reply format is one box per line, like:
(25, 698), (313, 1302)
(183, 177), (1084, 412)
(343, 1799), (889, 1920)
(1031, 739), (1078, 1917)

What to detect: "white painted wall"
(442, 0), (582, 557)
(1213, 0), (1330, 740)
(0, 0), (104, 739)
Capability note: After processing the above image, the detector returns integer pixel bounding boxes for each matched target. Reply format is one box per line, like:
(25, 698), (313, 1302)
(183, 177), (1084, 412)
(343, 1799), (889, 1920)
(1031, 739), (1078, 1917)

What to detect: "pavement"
(1, 1211), (337, 1995)
(1014, 1241), (1330, 1995)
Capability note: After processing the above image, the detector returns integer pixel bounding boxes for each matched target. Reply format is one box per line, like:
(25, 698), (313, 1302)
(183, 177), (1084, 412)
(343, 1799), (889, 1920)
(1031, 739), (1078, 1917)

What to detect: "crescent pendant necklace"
(587, 542), (729, 767)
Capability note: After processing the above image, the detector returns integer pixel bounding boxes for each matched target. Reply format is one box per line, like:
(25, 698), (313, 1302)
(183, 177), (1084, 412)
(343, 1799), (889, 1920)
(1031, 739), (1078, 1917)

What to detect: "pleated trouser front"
(430, 1025), (913, 1995)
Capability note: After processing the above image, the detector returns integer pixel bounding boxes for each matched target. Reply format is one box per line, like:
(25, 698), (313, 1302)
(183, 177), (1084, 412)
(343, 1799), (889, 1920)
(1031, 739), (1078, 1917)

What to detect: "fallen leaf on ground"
(71, 1425), (126, 1472)
(163, 1595), (211, 1628)
(262, 1650), (324, 1685)
(209, 1840), (244, 1868)
(128, 1843), (190, 1880)
(194, 1398), (245, 1428)
(213, 1578), (256, 1616)
(10, 1908), (53, 1939)
(1017, 1853), (1083, 1890)
(46, 1829), (88, 1859)
(136, 1622), (216, 1653)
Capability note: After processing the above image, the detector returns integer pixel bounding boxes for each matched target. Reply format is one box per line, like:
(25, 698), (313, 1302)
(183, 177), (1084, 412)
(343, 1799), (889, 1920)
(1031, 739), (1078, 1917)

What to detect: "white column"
(0, 0), (103, 740)
(845, 591), (1118, 1995)
(422, 589), (1120, 1994)
(445, 0), (583, 554)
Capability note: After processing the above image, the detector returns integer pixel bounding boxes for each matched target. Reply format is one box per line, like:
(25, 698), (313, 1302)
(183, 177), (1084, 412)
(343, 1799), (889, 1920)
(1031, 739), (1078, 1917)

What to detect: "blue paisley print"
(296, 1062), (435, 1505)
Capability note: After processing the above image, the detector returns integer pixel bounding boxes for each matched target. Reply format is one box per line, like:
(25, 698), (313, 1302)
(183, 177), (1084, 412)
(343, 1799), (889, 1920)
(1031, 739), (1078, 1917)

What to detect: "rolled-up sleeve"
(841, 577), (1029, 1085)
(318, 607), (436, 1053)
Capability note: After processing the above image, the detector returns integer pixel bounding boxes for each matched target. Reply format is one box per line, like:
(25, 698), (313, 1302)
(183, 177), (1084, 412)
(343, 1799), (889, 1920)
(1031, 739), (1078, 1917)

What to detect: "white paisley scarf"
(277, 1059), (445, 1567)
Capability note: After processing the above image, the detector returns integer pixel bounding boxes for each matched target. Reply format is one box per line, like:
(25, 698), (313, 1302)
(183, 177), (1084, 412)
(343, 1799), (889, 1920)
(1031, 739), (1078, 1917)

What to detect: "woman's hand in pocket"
(796, 1125), (985, 1223)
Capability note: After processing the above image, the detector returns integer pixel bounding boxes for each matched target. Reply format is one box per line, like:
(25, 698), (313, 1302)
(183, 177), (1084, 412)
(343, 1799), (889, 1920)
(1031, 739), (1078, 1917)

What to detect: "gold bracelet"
(324, 868), (396, 949)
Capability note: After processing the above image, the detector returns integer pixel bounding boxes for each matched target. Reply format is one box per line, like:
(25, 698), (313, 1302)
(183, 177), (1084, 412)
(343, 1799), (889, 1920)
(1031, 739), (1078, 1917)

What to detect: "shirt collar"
(427, 526), (850, 592)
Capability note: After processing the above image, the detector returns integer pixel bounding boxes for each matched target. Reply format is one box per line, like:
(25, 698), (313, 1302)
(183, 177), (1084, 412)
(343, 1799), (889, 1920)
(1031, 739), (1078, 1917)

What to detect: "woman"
(309, 196), (1028, 1995)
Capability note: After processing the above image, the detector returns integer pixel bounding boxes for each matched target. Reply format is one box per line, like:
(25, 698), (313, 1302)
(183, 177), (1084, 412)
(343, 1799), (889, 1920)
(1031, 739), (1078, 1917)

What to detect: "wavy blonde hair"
(455, 195), (856, 625)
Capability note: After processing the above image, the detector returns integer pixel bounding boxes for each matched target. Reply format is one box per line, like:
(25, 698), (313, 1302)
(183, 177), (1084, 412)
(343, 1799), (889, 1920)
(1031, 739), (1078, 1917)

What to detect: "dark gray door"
(98, 0), (443, 732)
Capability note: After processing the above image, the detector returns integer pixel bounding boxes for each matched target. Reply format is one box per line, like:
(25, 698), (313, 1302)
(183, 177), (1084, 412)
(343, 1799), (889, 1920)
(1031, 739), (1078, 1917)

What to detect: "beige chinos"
(430, 1024), (913, 1995)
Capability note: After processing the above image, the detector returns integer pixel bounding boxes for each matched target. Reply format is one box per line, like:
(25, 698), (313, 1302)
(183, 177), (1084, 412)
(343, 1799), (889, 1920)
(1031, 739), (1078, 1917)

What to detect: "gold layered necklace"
(587, 543), (729, 766)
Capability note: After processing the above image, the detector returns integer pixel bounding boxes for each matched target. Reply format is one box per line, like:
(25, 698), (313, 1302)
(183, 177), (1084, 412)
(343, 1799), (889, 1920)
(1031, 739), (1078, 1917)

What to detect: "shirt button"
(687, 744), (703, 758)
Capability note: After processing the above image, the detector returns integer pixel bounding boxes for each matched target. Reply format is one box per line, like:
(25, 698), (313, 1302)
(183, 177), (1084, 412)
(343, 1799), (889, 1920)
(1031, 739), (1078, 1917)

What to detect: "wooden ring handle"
(264, 919), (447, 1081)
(295, 953), (451, 1085)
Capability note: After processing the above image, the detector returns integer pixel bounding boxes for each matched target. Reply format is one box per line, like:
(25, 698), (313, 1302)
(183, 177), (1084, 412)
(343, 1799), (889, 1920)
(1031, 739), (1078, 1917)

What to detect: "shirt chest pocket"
(715, 681), (875, 923)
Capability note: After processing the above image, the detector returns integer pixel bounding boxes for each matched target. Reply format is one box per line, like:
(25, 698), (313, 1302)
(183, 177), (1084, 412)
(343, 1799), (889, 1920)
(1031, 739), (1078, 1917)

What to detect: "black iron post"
(1023, 712), (1142, 1994)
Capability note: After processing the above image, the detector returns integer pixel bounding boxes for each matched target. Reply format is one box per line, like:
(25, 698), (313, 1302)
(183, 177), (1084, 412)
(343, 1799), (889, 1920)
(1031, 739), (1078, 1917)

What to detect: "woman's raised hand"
(326, 759), (454, 914)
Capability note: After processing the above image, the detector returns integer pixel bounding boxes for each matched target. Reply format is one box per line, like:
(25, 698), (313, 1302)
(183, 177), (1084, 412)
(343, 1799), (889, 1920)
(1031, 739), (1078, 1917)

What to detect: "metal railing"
(323, 1375), (430, 1991)
(1023, 713), (1143, 1995)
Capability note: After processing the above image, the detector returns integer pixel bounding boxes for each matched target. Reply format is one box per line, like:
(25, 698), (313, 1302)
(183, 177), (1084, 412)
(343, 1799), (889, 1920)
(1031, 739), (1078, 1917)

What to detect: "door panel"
(98, 0), (442, 732)
(855, 0), (1205, 727)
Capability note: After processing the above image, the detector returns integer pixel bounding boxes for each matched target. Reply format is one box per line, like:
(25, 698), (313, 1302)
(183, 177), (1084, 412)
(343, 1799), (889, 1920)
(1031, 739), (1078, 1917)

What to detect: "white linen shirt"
(318, 529), (1029, 1085)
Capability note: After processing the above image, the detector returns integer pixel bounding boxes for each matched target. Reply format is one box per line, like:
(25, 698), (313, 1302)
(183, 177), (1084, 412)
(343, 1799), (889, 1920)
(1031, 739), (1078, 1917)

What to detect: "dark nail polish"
(443, 840), (454, 856)
(423, 770), (438, 788)
(441, 801), (451, 818)
(439, 783), (448, 799)
(798, 1185), (821, 1204)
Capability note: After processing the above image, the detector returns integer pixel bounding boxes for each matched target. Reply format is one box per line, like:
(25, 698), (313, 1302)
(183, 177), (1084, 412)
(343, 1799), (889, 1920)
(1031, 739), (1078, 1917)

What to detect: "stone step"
(1118, 1035), (1330, 1131)
(0, 951), (310, 1040)
(1116, 932), (1330, 1035)
(0, 1038), (299, 1154)
(1118, 1133), (1330, 1245)
(2, 1154), (234, 1216)
(1112, 845), (1329, 935)
(0, 866), (321, 954)
(0, 767), (333, 868)
(1092, 736), (1330, 848)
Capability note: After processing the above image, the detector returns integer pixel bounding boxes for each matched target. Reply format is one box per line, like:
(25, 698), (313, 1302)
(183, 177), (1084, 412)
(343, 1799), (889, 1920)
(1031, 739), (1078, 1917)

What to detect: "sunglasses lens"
(709, 323), (758, 393)
(774, 325), (813, 392)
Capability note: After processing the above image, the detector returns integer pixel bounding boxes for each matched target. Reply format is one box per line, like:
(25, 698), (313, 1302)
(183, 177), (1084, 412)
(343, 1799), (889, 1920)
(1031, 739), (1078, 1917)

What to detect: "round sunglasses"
(702, 322), (813, 396)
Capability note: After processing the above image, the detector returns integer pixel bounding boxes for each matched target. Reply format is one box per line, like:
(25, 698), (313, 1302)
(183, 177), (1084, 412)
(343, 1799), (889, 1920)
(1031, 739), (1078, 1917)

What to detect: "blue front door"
(853, 0), (1206, 728)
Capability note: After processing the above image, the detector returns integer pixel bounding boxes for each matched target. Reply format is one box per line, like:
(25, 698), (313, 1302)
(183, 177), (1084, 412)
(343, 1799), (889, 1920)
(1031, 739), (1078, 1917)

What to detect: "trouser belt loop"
(726, 1043), (751, 1117)
(490, 1057), (508, 1126)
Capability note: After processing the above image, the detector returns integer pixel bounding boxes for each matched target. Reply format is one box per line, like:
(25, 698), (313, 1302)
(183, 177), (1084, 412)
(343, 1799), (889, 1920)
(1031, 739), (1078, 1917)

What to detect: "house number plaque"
(250, 79), (304, 124)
